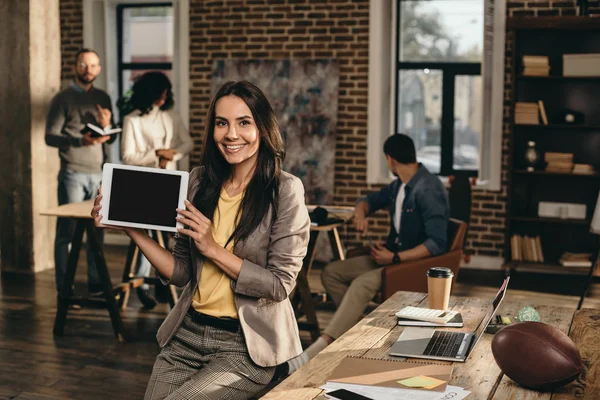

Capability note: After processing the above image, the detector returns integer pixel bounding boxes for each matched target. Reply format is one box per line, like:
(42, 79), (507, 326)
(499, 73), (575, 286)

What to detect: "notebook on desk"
(328, 356), (452, 392)
(390, 277), (510, 362)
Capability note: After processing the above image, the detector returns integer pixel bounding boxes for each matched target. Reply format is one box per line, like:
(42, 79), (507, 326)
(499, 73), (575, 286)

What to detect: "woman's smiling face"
(213, 95), (260, 167)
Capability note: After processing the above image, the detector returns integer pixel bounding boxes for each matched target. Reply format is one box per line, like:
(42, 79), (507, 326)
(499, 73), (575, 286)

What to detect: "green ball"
(515, 306), (541, 322)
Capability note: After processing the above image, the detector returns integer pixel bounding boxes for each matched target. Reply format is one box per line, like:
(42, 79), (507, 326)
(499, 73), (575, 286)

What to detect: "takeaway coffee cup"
(427, 267), (454, 310)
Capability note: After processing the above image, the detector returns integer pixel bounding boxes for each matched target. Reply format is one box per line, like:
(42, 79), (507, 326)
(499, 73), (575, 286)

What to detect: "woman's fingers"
(177, 227), (199, 241)
(183, 200), (210, 223)
(176, 216), (200, 231)
(91, 199), (102, 218)
(177, 208), (210, 227)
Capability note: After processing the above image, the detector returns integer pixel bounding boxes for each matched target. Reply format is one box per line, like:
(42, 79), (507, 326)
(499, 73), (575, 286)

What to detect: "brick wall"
(58, 0), (586, 260)
(59, 0), (83, 82)
(188, 0), (384, 249)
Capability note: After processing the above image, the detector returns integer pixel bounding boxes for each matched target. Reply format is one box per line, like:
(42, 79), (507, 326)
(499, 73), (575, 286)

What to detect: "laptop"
(389, 276), (510, 362)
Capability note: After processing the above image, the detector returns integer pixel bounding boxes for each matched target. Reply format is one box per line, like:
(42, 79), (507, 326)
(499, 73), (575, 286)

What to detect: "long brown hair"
(193, 81), (285, 246)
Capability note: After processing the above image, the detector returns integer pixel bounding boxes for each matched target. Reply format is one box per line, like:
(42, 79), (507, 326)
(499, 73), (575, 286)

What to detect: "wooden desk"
(294, 206), (354, 341)
(41, 200), (127, 342)
(265, 291), (600, 399)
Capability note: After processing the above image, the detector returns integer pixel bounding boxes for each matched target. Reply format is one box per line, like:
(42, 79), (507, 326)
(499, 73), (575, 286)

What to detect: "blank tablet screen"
(108, 169), (182, 227)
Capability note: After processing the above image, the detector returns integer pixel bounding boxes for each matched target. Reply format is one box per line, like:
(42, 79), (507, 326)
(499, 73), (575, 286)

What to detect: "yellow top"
(191, 189), (242, 318)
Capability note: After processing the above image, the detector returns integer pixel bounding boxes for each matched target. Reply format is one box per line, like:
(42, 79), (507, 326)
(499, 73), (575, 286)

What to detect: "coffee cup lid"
(427, 267), (454, 278)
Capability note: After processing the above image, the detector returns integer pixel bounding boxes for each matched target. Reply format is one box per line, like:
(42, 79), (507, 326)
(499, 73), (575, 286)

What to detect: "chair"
(346, 218), (467, 302)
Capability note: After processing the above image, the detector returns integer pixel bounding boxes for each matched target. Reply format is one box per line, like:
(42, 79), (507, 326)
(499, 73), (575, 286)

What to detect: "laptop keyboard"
(423, 331), (465, 357)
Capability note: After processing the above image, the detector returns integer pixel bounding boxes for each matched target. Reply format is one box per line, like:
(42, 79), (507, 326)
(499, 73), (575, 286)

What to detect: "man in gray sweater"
(46, 48), (117, 295)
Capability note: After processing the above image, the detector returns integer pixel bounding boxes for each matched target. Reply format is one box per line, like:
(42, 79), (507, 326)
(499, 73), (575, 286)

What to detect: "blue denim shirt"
(361, 164), (449, 256)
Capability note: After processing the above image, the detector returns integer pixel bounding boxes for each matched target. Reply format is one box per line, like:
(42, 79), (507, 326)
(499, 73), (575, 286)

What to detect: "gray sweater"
(45, 84), (116, 173)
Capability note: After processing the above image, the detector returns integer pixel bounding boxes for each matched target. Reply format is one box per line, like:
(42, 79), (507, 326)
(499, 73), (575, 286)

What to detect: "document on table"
(320, 382), (471, 400)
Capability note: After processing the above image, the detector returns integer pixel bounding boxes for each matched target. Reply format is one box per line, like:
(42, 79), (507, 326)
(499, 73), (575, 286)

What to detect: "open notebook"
(327, 356), (453, 392)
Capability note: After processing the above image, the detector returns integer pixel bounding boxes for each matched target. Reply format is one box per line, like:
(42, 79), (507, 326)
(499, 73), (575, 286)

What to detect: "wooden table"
(41, 200), (128, 342)
(293, 205), (354, 341)
(265, 291), (600, 399)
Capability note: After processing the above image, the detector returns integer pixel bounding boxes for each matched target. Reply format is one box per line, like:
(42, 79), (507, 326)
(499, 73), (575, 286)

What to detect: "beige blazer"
(157, 167), (311, 367)
(121, 108), (193, 170)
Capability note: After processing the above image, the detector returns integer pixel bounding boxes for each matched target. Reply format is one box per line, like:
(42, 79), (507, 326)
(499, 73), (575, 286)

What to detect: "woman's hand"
(156, 148), (176, 161)
(90, 187), (131, 232)
(158, 156), (169, 169)
(176, 199), (219, 257)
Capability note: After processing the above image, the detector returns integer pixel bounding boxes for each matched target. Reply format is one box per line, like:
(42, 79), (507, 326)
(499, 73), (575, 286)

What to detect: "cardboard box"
(563, 54), (600, 77)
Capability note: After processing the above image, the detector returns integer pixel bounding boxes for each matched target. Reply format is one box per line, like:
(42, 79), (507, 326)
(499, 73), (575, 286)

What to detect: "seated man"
(287, 133), (450, 373)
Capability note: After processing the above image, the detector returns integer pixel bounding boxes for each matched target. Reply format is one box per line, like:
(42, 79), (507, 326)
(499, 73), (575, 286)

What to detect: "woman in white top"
(122, 71), (193, 170)
(121, 71), (194, 308)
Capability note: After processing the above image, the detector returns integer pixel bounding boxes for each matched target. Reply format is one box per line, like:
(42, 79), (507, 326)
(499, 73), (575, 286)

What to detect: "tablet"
(100, 163), (189, 232)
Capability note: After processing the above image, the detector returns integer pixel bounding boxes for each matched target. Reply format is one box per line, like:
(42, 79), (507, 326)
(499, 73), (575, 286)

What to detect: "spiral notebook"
(327, 356), (452, 392)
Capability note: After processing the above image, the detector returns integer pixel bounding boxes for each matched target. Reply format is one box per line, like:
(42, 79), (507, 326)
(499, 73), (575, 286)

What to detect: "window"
(82, 0), (189, 168)
(395, 0), (483, 177)
(117, 3), (174, 103)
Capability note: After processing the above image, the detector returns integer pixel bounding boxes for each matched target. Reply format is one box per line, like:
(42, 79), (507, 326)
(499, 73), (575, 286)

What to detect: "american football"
(491, 322), (583, 390)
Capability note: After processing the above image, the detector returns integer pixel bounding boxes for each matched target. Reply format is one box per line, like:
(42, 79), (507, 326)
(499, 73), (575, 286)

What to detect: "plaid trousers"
(144, 313), (275, 400)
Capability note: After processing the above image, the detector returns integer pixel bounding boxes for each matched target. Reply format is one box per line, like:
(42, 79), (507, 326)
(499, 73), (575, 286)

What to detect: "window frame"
(394, 0), (482, 178)
(116, 2), (174, 98)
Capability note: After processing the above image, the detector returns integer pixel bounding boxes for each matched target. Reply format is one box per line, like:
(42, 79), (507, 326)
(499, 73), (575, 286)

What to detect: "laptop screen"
(468, 277), (510, 353)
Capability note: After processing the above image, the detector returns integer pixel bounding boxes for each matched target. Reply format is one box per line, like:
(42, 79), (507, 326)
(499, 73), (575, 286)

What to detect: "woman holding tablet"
(121, 71), (193, 309)
(92, 80), (310, 399)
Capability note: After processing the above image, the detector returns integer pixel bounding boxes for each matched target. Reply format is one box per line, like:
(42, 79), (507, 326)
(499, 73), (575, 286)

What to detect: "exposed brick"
(59, 0), (562, 260)
(511, 9), (536, 16)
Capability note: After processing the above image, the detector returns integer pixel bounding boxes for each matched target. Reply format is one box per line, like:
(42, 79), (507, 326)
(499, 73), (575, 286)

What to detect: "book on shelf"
(523, 55), (549, 65)
(523, 67), (551, 76)
(515, 102), (540, 124)
(560, 252), (593, 268)
(522, 55), (550, 76)
(538, 100), (549, 125)
(535, 236), (545, 263)
(573, 164), (596, 174)
(510, 235), (544, 262)
(545, 152), (574, 172)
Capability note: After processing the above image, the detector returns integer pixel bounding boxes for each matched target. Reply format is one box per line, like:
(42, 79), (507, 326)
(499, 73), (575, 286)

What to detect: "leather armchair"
(346, 218), (467, 302)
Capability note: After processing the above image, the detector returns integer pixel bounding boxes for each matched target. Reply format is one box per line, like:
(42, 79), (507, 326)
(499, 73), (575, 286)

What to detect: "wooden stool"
(41, 200), (129, 342)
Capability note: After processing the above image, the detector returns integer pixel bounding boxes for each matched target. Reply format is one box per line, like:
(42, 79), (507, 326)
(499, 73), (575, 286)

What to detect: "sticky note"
(501, 316), (512, 324)
(398, 375), (446, 389)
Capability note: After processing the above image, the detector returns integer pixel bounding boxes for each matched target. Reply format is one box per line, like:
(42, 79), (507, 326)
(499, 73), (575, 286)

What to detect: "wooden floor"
(1, 244), (598, 399)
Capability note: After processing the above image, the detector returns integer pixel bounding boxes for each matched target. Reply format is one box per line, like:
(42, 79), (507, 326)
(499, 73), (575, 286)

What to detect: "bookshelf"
(506, 17), (600, 274)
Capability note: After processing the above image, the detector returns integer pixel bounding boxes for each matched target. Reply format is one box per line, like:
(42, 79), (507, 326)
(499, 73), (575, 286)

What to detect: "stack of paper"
(321, 382), (471, 400)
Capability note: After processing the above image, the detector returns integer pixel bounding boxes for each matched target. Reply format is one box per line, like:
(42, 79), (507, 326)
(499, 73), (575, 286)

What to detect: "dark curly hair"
(129, 71), (174, 115)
